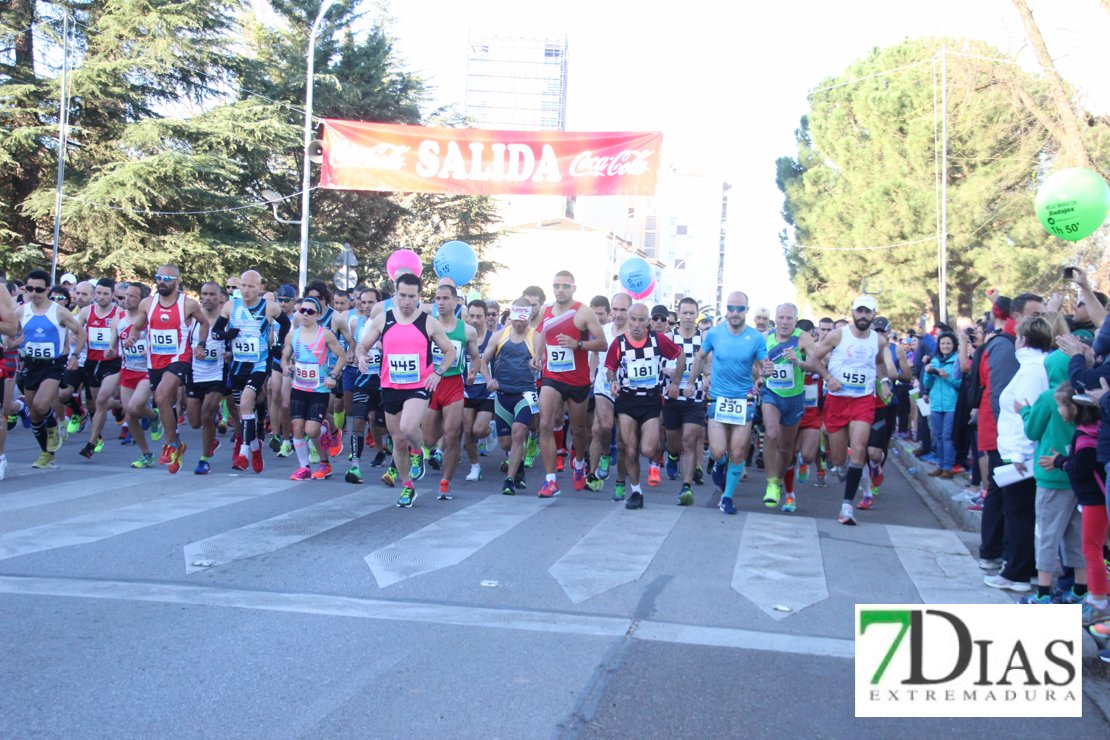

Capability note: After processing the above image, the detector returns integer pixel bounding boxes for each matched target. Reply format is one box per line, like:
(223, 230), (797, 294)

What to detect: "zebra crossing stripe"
(365, 495), (554, 588)
(884, 524), (1011, 604)
(549, 507), (683, 604)
(731, 513), (828, 620)
(183, 490), (396, 574)
(0, 472), (155, 513)
(0, 480), (297, 561)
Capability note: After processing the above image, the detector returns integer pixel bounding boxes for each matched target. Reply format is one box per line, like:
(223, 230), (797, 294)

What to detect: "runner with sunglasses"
(683, 292), (767, 515)
(531, 271), (609, 497)
(269, 284), (298, 457)
(356, 272), (457, 507)
(125, 265), (210, 474)
(19, 270), (87, 469)
(282, 297), (347, 480)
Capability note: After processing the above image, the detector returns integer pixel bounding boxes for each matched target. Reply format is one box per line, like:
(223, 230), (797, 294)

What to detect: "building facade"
(465, 34), (568, 131)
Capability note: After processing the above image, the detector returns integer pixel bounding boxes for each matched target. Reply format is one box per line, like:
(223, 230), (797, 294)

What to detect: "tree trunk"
(1011, 0), (1095, 169)
(2, 0), (41, 246)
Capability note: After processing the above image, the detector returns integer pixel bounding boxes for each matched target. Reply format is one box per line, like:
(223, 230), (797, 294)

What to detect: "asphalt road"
(1, 417), (1107, 739)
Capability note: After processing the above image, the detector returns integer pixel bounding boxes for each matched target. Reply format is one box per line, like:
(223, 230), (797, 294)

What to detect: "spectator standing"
(923, 331), (960, 479)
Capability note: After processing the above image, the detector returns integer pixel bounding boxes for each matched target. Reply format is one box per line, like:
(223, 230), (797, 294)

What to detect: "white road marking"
(365, 495), (554, 588)
(732, 513), (828, 620)
(885, 524), (1011, 604)
(549, 507), (683, 604)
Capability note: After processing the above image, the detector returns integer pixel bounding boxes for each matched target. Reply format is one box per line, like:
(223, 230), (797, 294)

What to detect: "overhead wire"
(61, 186), (318, 216)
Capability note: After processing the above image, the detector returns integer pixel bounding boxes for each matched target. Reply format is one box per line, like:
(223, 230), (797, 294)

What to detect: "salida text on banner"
(319, 120), (663, 197)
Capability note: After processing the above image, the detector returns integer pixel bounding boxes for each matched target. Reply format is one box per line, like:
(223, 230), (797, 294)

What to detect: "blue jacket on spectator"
(1066, 353), (1110, 463)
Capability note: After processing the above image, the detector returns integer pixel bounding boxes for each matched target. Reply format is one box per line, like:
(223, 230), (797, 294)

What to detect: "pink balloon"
(626, 278), (656, 301)
(386, 249), (422, 280)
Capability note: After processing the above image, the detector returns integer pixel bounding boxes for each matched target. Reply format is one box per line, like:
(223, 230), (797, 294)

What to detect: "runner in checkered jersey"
(662, 297), (706, 505)
(604, 304), (684, 510)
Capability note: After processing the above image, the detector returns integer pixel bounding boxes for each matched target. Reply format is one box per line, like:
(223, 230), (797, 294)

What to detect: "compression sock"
(293, 437), (310, 467)
(553, 426), (565, 454)
(44, 407), (57, 429)
(784, 465), (795, 495)
(32, 420), (48, 451)
(724, 462), (744, 499)
(844, 462), (865, 502)
(334, 410), (346, 431)
(242, 414), (259, 451)
(351, 432), (364, 462)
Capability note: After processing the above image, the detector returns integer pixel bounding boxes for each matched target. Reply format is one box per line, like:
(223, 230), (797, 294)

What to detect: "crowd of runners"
(2, 264), (1109, 658)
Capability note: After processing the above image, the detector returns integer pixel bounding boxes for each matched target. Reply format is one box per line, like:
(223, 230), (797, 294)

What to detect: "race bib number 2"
(546, 345), (575, 373)
(88, 327), (111, 351)
(388, 354), (420, 385)
(714, 397), (750, 426)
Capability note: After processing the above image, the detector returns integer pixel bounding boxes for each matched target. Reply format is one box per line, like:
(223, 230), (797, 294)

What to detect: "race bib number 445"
(388, 354), (420, 385)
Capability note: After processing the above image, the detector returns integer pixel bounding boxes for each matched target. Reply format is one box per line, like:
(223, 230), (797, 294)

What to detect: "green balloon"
(1035, 167), (1110, 242)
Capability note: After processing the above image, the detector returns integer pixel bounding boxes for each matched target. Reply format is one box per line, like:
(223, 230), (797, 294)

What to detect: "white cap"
(59, 273), (77, 285)
(851, 294), (877, 311)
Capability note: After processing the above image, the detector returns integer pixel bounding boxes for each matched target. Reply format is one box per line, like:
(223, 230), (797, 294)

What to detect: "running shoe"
(149, 415), (163, 441)
(711, 460), (726, 490)
(17, 401), (31, 428)
(501, 477), (516, 495)
(157, 443), (172, 465)
(585, 474), (603, 492)
(626, 491), (644, 510)
(538, 480), (560, 498)
(466, 464), (482, 482)
(613, 481), (626, 502)
(427, 449), (442, 471)
(763, 483), (781, 508)
(869, 483), (880, 498)
(369, 450), (387, 468)
(782, 494), (796, 513)
(815, 471), (826, 487)
(1091, 621), (1110, 642)
(194, 459), (211, 475)
(5, 415), (15, 432)
(797, 464), (809, 483)
(309, 444), (320, 465)
(858, 493), (874, 510)
(870, 463), (884, 488)
(1053, 588), (1085, 605)
(952, 487), (979, 502)
(693, 465), (704, 485)
(666, 454), (679, 480)
(572, 465), (587, 491)
(1018, 594), (1053, 605)
(438, 480), (453, 500)
(1083, 602), (1110, 626)
(755, 450), (764, 469)
(32, 451), (57, 469)
(290, 467), (311, 481)
(719, 496), (738, 515)
(327, 431), (342, 459)
(555, 455), (565, 473)
(231, 453), (248, 471)
(381, 464), (398, 487)
(677, 485), (694, 506)
(515, 468), (528, 490)
(94, 437), (104, 453)
(410, 450), (426, 481)
(46, 426), (61, 452)
(130, 453), (154, 469)
(345, 464), (363, 484)
(397, 485), (417, 507)
(66, 411), (86, 435)
(647, 465), (661, 487)
(269, 435), (282, 453)
(835, 463), (848, 482)
(217, 417), (228, 435)
(251, 446), (264, 473)
(838, 502), (857, 525)
(524, 436), (538, 468)
(277, 440), (292, 458)
(312, 463), (332, 480)
(169, 441), (186, 474)
(79, 442), (96, 459)
(500, 460), (510, 474)
(982, 575), (1031, 593)
(119, 428), (130, 441)
(597, 455), (611, 480)
(967, 496), (984, 511)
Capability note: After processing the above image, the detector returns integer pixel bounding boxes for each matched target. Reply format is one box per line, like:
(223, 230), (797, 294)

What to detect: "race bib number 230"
(714, 397), (750, 425)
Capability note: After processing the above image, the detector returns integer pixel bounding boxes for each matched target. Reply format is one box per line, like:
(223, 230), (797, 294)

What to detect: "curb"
(890, 438), (982, 533)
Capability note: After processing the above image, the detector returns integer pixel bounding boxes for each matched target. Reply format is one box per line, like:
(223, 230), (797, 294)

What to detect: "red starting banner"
(319, 120), (663, 196)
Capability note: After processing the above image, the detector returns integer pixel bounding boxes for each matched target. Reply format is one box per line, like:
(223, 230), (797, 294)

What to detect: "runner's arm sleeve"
(274, 311), (291, 346)
(210, 316), (239, 341)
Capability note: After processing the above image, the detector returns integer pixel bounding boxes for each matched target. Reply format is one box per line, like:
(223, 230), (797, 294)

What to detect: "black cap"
(650, 304), (669, 319)
(872, 316), (890, 332)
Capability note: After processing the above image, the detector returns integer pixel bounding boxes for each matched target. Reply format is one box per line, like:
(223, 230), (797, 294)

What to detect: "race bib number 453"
(839, 370), (869, 394)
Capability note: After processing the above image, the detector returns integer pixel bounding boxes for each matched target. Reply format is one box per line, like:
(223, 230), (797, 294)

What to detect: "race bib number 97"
(547, 345), (575, 373)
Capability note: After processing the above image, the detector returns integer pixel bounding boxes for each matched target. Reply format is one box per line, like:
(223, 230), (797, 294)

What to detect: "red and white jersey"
(118, 313), (149, 374)
(539, 301), (590, 386)
(147, 294), (192, 369)
(85, 304), (121, 362)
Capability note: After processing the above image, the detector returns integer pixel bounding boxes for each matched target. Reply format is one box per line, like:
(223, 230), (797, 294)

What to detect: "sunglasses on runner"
(667, 320), (678, 326)
(276, 297), (293, 303)
(50, 295), (66, 302)
(726, 304), (748, 313)
(154, 274), (176, 283)
(299, 308), (318, 316)
(24, 285), (47, 294)
(552, 282), (574, 290)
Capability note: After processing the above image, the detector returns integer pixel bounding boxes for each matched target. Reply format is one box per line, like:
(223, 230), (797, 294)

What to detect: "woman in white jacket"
(984, 316), (1054, 593)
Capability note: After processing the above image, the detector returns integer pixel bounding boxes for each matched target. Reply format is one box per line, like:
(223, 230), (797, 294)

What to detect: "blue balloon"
(433, 240), (478, 287)
(619, 257), (653, 295)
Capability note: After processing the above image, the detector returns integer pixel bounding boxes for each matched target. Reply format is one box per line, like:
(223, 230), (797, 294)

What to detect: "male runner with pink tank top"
(356, 272), (457, 508)
(530, 270), (609, 498)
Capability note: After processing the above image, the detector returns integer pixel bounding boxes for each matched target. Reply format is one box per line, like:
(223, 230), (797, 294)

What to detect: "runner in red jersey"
(76, 278), (123, 459)
(529, 270), (608, 497)
(127, 264), (209, 473)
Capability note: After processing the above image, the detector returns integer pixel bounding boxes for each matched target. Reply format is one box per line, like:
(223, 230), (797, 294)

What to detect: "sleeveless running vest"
(85, 304), (120, 362)
(148, 294), (192, 368)
(191, 317), (226, 383)
(291, 326), (330, 393)
(21, 301), (65, 361)
(118, 314), (149, 373)
(229, 296), (271, 371)
(380, 310), (432, 390)
(828, 328), (879, 398)
(765, 328), (805, 397)
(433, 317), (468, 378)
(493, 329), (538, 394)
(540, 301), (589, 385)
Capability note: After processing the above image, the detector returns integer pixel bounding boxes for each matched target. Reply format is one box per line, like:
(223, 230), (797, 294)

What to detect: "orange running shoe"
(648, 465), (661, 487)
(555, 455), (565, 473)
(168, 441), (186, 474)
(157, 444), (172, 465)
(312, 463), (332, 480)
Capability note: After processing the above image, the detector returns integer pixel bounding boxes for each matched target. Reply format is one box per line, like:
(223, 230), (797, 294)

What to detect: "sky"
(380, 0), (1110, 312)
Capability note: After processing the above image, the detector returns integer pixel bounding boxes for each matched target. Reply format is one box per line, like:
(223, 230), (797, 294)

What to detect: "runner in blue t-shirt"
(684, 291), (767, 514)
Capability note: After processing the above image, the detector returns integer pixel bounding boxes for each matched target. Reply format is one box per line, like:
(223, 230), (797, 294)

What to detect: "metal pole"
(939, 45), (949, 325)
(50, 13), (70, 285)
(298, 0), (336, 296)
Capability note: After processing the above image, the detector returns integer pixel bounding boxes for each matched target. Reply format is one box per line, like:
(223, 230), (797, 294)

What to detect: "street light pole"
(50, 13), (70, 285)
(298, 0), (337, 295)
